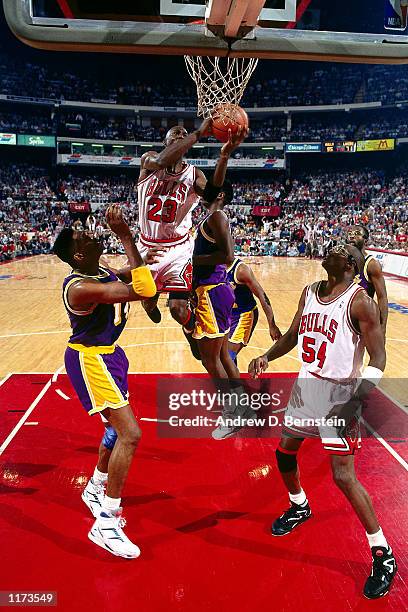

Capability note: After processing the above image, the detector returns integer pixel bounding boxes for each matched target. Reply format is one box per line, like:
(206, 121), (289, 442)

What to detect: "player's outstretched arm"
(248, 287), (307, 378)
(193, 211), (234, 267)
(368, 258), (388, 334)
(235, 262), (281, 341)
(101, 246), (165, 283)
(194, 127), (249, 199)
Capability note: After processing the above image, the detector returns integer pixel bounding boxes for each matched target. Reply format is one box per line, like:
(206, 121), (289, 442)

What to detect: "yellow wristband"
(131, 266), (157, 298)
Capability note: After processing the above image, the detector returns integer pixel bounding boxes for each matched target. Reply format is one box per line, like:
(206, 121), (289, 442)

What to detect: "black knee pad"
(276, 447), (298, 473)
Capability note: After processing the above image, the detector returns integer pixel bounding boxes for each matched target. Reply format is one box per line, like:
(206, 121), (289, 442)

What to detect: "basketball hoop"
(184, 55), (258, 118)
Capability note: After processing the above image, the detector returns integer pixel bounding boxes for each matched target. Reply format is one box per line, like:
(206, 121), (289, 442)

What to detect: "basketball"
(211, 103), (249, 143)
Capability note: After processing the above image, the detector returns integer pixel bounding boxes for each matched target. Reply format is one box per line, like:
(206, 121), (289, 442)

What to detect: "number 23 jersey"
(298, 281), (366, 380)
(137, 163), (199, 244)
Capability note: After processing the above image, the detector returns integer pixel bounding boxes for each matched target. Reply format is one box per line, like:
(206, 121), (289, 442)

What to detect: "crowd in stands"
(0, 164), (68, 260)
(2, 52), (408, 110)
(4, 105), (408, 145)
(1, 165), (406, 262)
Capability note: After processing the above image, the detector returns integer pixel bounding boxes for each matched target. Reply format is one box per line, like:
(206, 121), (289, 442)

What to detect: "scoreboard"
(323, 140), (356, 153)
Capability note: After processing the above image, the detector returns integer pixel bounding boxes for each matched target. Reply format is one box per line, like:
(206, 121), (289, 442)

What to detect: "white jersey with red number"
(298, 281), (366, 380)
(137, 163), (199, 246)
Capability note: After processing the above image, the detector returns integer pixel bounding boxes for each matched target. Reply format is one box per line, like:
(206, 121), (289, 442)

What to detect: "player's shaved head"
(164, 125), (188, 145)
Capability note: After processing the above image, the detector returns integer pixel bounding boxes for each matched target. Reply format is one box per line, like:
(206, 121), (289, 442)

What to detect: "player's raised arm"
(248, 286), (307, 378)
(194, 126), (248, 199)
(235, 262), (281, 341)
(367, 258), (389, 334)
(67, 205), (157, 309)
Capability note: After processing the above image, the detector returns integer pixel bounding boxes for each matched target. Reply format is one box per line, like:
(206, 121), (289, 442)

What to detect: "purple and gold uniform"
(356, 255), (375, 298)
(192, 212), (235, 339)
(227, 258), (259, 346)
(63, 266), (130, 415)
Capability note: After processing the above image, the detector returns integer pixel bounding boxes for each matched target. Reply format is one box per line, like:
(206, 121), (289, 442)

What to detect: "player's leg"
(168, 295), (190, 325)
(330, 454), (397, 598)
(102, 404), (141, 500)
(227, 340), (243, 366)
(88, 404), (142, 559)
(169, 291), (201, 360)
(142, 293), (161, 323)
(221, 334), (240, 379)
(65, 345), (141, 558)
(198, 335), (228, 378)
(137, 241), (162, 323)
(271, 435), (312, 535)
(228, 308), (258, 366)
(82, 418), (117, 517)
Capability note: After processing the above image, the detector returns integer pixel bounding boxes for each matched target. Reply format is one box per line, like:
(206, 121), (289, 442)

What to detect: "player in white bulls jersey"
(249, 244), (397, 600)
(136, 119), (245, 347)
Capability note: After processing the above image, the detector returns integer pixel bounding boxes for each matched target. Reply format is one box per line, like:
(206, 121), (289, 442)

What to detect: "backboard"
(4, 1), (408, 63)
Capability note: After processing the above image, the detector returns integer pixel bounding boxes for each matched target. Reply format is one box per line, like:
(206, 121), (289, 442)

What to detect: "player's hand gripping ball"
(211, 103), (249, 143)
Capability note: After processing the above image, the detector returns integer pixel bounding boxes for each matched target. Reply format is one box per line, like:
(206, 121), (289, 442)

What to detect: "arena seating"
(1, 166), (406, 262)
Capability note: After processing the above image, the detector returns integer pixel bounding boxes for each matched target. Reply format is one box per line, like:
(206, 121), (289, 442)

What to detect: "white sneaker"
(81, 478), (105, 518)
(88, 508), (141, 559)
(212, 406), (257, 440)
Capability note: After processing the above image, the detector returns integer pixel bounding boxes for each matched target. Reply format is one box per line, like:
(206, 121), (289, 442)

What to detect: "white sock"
(366, 527), (388, 549)
(92, 466), (108, 486)
(289, 489), (307, 506)
(101, 495), (121, 515)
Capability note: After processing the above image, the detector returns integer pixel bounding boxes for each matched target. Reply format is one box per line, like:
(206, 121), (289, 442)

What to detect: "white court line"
(56, 389), (70, 400)
(0, 325), (406, 345)
(55, 389), (71, 400)
(0, 372), (12, 387)
(0, 326), (179, 340)
(52, 365), (65, 383)
(361, 417), (408, 472)
(0, 330), (71, 339)
(0, 378), (52, 456)
(24, 422), (38, 426)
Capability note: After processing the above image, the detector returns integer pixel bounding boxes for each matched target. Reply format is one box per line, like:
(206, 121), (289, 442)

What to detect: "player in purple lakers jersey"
(347, 225), (388, 334)
(53, 205), (156, 559)
(192, 173), (255, 439)
(227, 258), (281, 366)
(192, 179), (237, 377)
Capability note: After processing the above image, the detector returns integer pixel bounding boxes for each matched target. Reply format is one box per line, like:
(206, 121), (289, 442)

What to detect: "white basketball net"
(184, 56), (258, 118)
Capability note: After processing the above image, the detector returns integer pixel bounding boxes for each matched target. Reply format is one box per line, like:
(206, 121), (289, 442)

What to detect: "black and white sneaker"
(363, 546), (397, 599)
(271, 501), (312, 536)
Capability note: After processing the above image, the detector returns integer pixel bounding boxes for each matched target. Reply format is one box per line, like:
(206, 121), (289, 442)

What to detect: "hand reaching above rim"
(221, 126), (249, 157)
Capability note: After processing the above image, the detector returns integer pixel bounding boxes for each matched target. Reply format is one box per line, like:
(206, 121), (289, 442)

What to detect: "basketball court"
(1, 0), (408, 609)
(0, 255), (407, 609)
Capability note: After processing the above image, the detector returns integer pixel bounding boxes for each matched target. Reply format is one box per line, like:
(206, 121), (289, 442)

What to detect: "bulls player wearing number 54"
(136, 118), (246, 351)
(249, 243), (397, 600)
